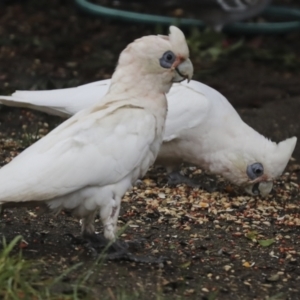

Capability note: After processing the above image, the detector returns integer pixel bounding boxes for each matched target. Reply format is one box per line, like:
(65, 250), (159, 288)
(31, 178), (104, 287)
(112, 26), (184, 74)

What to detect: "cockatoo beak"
(244, 181), (273, 197)
(173, 58), (193, 82)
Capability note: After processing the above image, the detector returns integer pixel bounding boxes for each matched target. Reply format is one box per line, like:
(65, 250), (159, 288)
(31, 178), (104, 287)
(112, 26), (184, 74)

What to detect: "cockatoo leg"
(168, 170), (216, 192)
(81, 211), (98, 236)
(79, 197), (128, 255)
(74, 198), (165, 263)
(100, 196), (121, 241)
(80, 214), (128, 258)
(70, 209), (166, 264)
(168, 170), (200, 187)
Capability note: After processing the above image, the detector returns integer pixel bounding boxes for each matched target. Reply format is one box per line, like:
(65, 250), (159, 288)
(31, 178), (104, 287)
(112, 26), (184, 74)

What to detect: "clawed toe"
(168, 171), (198, 187)
(107, 252), (167, 264)
(66, 233), (164, 264)
(81, 232), (122, 253)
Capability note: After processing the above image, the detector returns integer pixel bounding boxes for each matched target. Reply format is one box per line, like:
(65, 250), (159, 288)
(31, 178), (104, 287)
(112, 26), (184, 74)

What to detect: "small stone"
(158, 263), (164, 269)
(277, 271), (284, 275)
(232, 232), (242, 237)
(184, 289), (195, 296)
(158, 193), (166, 199)
(243, 262), (251, 268)
(199, 201), (209, 208)
(262, 221), (271, 226)
(224, 265), (231, 271)
(266, 274), (280, 282)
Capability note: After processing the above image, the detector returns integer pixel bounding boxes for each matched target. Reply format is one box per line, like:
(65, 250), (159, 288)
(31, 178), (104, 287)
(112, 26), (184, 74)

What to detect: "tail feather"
(0, 80), (111, 117)
(0, 96), (69, 117)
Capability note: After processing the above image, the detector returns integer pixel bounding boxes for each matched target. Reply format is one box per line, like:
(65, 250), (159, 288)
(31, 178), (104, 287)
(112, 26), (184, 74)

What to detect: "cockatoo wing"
(163, 80), (213, 142)
(0, 101), (157, 203)
(0, 80), (111, 117)
(0, 79), (224, 143)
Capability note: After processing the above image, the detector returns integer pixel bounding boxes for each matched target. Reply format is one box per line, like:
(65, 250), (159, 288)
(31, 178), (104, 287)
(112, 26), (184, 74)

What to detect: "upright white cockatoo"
(0, 26), (193, 245)
(0, 79), (296, 197)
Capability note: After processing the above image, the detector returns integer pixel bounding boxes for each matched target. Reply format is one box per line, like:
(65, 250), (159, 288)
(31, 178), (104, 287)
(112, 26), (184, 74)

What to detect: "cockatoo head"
(224, 136), (297, 197)
(111, 26), (193, 94)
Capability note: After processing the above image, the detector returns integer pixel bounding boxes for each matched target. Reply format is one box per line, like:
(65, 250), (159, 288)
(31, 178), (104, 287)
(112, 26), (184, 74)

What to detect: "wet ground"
(0, 0), (300, 299)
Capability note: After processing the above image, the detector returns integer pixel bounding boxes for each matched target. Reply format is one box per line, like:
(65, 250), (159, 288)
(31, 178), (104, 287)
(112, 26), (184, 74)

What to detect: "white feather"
(0, 26), (193, 240)
(0, 79), (296, 194)
(0, 80), (110, 117)
(0, 102), (158, 202)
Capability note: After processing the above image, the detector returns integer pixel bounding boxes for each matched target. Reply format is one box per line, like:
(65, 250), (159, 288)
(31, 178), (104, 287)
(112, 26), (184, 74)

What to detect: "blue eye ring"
(247, 162), (264, 180)
(160, 51), (176, 69)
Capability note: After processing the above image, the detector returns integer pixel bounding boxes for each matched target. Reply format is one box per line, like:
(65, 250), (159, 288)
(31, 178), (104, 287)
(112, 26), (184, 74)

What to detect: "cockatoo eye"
(160, 51), (176, 68)
(247, 162), (264, 180)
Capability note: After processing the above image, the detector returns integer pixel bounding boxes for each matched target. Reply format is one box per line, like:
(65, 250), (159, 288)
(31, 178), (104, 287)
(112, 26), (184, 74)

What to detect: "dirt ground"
(0, 0), (300, 299)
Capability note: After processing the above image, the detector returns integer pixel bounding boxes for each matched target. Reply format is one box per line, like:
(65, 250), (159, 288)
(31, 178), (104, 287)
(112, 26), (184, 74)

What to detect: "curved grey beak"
(244, 181), (273, 197)
(174, 58), (193, 83)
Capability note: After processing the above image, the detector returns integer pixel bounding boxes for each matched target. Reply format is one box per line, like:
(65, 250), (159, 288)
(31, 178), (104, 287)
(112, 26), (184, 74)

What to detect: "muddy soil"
(0, 0), (300, 299)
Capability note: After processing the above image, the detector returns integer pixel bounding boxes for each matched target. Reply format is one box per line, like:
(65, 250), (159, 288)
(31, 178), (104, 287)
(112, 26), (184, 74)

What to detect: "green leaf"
(180, 261), (191, 269)
(246, 230), (258, 240)
(258, 239), (275, 247)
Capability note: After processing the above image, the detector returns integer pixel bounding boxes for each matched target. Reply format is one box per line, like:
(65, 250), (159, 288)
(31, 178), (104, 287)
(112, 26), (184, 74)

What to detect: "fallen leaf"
(258, 239), (275, 247)
(180, 261), (191, 269)
(246, 230), (258, 240)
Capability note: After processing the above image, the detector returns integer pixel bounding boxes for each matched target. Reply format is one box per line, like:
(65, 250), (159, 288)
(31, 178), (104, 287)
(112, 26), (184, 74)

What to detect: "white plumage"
(158, 80), (296, 196)
(0, 78), (295, 196)
(0, 26), (193, 241)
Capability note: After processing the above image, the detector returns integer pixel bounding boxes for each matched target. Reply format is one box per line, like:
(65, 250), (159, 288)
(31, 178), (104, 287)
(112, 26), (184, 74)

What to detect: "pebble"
(158, 193), (166, 199)
(262, 221), (271, 226)
(266, 274), (280, 282)
(224, 265), (231, 271)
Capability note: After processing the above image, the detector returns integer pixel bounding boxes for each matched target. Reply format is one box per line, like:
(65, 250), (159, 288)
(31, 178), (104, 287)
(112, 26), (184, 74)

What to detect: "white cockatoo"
(0, 79), (296, 197)
(0, 26), (194, 246)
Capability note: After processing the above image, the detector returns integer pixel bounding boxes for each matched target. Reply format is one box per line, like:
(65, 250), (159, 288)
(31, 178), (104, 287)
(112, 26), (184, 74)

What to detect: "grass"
(0, 236), (83, 300)
(0, 236), (37, 299)
(186, 27), (300, 76)
(20, 126), (42, 149)
(0, 232), (168, 300)
(187, 27), (244, 61)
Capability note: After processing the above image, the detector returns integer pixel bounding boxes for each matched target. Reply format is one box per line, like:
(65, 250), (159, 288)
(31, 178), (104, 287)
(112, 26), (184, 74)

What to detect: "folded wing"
(0, 102), (156, 203)
(164, 80), (212, 141)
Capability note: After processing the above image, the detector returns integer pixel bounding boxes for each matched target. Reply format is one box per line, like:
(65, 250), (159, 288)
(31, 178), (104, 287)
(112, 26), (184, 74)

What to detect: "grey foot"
(66, 233), (165, 264)
(66, 232), (127, 253)
(83, 232), (129, 254)
(134, 179), (145, 188)
(168, 171), (216, 192)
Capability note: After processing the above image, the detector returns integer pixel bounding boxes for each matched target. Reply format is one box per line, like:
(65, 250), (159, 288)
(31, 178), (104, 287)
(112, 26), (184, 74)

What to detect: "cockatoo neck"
(109, 63), (173, 98)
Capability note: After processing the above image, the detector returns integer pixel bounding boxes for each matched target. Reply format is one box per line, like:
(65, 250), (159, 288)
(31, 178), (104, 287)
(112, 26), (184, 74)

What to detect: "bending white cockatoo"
(0, 26), (193, 246)
(0, 78), (296, 198)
